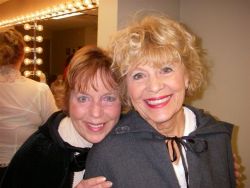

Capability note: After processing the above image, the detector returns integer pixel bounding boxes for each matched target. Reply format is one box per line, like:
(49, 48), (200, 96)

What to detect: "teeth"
(89, 123), (104, 128)
(146, 96), (170, 105)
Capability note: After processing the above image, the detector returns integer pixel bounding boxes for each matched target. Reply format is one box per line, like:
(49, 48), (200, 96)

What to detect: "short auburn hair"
(63, 45), (120, 114)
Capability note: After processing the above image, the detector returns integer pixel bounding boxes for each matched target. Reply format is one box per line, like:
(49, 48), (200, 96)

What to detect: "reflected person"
(0, 28), (58, 180)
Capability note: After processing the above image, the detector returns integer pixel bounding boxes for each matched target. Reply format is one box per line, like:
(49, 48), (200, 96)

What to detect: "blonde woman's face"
(126, 62), (189, 133)
(69, 72), (121, 143)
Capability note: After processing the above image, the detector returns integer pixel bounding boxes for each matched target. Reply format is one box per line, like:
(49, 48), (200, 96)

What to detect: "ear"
(184, 73), (189, 89)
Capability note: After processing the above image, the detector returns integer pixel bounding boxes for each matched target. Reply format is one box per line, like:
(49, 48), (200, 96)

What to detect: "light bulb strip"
(24, 58), (43, 65)
(24, 35), (43, 42)
(24, 46), (43, 54)
(23, 70), (43, 77)
(0, 0), (98, 27)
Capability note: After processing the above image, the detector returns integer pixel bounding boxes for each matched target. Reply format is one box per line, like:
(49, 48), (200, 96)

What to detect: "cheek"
(106, 104), (122, 120)
(69, 100), (86, 119)
(170, 79), (187, 104)
(127, 82), (143, 101)
(170, 73), (187, 91)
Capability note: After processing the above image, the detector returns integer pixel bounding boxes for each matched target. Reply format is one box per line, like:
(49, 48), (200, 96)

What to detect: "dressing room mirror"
(15, 8), (98, 84)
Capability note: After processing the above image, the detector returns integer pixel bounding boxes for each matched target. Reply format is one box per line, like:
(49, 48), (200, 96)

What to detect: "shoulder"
(1, 128), (69, 188)
(11, 112), (68, 163)
(186, 105), (234, 137)
(22, 77), (51, 91)
(7, 129), (51, 169)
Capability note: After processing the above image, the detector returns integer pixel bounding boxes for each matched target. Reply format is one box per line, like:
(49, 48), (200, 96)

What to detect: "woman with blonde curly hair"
(85, 13), (236, 188)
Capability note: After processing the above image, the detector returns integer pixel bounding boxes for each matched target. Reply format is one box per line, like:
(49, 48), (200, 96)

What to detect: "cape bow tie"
(70, 147), (90, 172)
(65, 142), (91, 172)
(165, 136), (208, 188)
(165, 136), (208, 162)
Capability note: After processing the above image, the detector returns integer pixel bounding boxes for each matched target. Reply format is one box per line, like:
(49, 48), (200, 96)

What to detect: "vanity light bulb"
(36, 36), (43, 42)
(59, 4), (66, 11)
(37, 25), (43, 31)
(24, 47), (31, 53)
(24, 35), (31, 42)
(24, 58), (31, 65)
(36, 47), (43, 54)
(35, 70), (42, 77)
(23, 70), (31, 77)
(84, 0), (93, 7)
(24, 23), (31, 30)
(66, 3), (73, 9)
(36, 58), (43, 65)
(74, 1), (82, 8)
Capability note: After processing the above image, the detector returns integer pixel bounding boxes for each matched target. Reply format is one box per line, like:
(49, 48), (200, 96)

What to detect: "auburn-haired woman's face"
(69, 72), (121, 143)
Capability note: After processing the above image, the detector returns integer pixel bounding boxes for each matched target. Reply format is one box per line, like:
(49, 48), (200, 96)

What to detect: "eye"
(77, 95), (89, 103)
(132, 72), (144, 80)
(103, 95), (117, 102)
(161, 66), (173, 74)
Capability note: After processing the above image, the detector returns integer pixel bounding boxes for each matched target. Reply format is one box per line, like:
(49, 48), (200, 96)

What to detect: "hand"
(75, 176), (112, 188)
(233, 153), (243, 186)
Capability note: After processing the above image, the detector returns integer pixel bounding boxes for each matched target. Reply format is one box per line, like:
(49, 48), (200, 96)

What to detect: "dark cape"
(0, 111), (89, 188)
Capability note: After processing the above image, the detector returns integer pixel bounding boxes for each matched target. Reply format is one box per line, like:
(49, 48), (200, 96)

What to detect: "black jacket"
(0, 111), (90, 188)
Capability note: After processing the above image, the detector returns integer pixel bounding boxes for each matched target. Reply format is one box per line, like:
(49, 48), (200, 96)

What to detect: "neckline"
(0, 65), (22, 82)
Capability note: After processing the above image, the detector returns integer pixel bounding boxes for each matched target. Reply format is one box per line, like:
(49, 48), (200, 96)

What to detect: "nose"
(89, 101), (103, 117)
(147, 75), (164, 93)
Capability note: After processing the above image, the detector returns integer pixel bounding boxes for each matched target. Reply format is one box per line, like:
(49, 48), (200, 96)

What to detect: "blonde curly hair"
(109, 13), (209, 110)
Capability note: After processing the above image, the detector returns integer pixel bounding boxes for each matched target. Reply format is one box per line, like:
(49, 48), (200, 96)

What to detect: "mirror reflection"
(15, 8), (98, 85)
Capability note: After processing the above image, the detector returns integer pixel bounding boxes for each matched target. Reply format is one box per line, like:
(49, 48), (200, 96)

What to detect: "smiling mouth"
(145, 95), (171, 107)
(88, 123), (104, 131)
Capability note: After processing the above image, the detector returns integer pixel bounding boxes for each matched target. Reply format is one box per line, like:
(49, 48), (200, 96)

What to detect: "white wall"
(180, 1), (250, 187)
(98, 0), (180, 48)
(98, 0), (118, 48)
(116, 0), (180, 29)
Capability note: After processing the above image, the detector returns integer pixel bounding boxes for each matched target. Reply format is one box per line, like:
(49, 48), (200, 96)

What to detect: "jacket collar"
(39, 110), (90, 172)
(39, 111), (91, 153)
(112, 106), (233, 137)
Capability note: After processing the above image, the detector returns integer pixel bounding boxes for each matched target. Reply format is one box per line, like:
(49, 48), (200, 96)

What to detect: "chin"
(150, 115), (170, 123)
(88, 135), (105, 144)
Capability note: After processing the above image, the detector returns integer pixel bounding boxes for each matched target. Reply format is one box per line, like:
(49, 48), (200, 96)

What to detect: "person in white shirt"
(0, 28), (58, 179)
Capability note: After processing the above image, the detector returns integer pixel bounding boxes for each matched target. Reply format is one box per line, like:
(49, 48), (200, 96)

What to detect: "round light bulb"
(24, 23), (31, 30)
(36, 36), (43, 42)
(24, 35), (31, 42)
(23, 70), (31, 77)
(36, 58), (43, 65)
(37, 25), (43, 31)
(36, 47), (43, 54)
(66, 3), (73, 9)
(24, 46), (31, 53)
(36, 70), (42, 77)
(24, 58), (31, 65)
